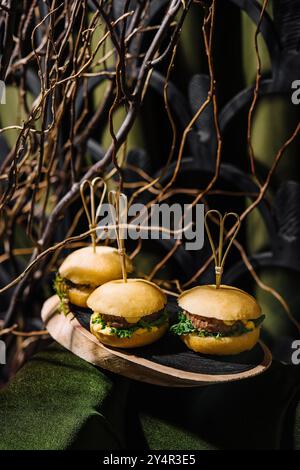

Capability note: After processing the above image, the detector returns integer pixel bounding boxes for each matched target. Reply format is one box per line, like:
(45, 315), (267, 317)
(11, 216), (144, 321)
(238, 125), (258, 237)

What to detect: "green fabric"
(1, 342), (300, 450)
(0, 343), (129, 450)
(134, 362), (300, 450)
(294, 400), (300, 449)
(138, 414), (217, 450)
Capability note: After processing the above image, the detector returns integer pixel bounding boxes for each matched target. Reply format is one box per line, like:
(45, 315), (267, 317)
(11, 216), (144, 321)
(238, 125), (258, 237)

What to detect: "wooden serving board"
(41, 295), (272, 387)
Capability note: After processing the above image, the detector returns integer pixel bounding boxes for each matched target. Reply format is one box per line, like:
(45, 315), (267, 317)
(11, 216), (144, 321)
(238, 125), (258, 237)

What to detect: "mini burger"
(88, 279), (168, 348)
(54, 246), (133, 308)
(171, 285), (265, 355)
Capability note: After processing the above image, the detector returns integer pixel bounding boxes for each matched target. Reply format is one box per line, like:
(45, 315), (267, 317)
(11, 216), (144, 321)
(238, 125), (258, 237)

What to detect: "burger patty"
(100, 309), (164, 329)
(185, 311), (245, 335)
(65, 279), (93, 290)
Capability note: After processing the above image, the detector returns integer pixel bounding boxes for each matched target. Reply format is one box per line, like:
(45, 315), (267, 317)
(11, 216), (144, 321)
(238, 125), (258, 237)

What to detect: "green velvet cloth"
(0, 342), (300, 450)
(134, 363), (300, 450)
(0, 343), (129, 450)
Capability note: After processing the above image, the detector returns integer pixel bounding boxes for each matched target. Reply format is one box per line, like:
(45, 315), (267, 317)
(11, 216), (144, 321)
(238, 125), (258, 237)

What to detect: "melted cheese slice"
(224, 319), (256, 328)
(122, 316), (144, 324)
(92, 324), (158, 336)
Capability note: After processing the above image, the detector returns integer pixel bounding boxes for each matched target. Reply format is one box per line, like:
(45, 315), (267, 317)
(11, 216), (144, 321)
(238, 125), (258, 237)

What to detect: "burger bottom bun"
(68, 286), (95, 308)
(90, 321), (169, 349)
(181, 327), (260, 356)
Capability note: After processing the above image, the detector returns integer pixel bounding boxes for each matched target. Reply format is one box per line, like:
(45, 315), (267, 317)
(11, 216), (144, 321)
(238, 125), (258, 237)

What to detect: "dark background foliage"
(0, 0), (299, 383)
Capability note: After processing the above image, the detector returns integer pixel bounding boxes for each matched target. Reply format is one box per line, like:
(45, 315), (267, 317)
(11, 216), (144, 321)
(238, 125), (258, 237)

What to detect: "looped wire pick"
(108, 190), (128, 283)
(80, 177), (107, 253)
(204, 209), (241, 288)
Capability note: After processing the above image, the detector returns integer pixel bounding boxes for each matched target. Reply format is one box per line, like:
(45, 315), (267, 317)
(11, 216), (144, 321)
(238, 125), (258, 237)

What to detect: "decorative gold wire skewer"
(204, 209), (241, 288)
(80, 177), (107, 253)
(108, 190), (128, 283)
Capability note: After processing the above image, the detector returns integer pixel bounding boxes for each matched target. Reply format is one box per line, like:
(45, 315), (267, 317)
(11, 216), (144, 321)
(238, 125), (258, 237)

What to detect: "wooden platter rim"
(41, 295), (272, 387)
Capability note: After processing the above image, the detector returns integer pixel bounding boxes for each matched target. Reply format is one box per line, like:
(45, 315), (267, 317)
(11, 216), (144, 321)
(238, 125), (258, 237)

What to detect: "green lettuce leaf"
(91, 310), (169, 338)
(170, 311), (265, 338)
(53, 273), (70, 316)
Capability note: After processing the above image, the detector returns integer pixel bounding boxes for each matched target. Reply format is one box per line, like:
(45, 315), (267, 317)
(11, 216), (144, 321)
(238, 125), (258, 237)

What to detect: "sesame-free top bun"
(59, 246), (133, 286)
(87, 278), (167, 319)
(178, 284), (261, 321)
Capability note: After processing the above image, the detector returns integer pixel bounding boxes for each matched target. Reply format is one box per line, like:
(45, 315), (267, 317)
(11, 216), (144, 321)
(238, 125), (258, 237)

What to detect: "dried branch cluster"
(0, 0), (298, 372)
(0, 0), (185, 324)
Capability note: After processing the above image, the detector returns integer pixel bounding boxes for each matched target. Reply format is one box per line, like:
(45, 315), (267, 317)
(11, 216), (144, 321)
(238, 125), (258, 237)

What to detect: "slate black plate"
(42, 296), (272, 387)
(73, 303), (267, 377)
